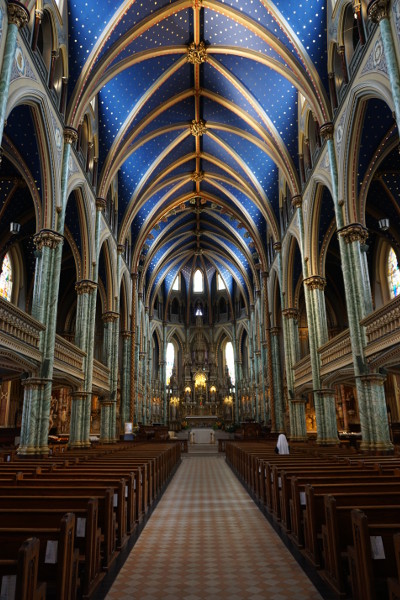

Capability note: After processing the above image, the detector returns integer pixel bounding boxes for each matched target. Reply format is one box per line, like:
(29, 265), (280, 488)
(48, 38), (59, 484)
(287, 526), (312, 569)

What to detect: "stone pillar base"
(316, 437), (340, 446)
(17, 445), (49, 457)
(360, 440), (394, 454)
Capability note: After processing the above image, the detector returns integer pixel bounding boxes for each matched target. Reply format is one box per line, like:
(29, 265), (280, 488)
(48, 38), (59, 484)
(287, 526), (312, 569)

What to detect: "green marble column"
(232, 322), (240, 423)
(19, 378), (49, 454)
(162, 322), (168, 425)
(249, 304), (256, 419)
(261, 272), (276, 430)
(270, 327), (285, 433)
(129, 273), (138, 423)
(0, 2), (29, 147)
(368, 0), (400, 130)
(320, 123), (392, 452)
(282, 309), (307, 440)
(121, 331), (131, 427)
(100, 311), (119, 442)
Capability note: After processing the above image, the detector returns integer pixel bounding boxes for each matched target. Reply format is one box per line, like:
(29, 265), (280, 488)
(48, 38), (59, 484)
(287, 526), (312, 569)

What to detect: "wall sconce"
(170, 396), (180, 406)
(10, 222), (20, 235)
(378, 218), (389, 231)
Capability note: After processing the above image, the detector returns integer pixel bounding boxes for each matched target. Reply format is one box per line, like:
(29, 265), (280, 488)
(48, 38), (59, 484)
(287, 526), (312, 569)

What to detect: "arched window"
(193, 269), (203, 293)
(166, 342), (175, 385)
(225, 341), (235, 386)
(0, 254), (12, 301)
(388, 247), (400, 299)
(217, 273), (225, 290)
(172, 275), (180, 291)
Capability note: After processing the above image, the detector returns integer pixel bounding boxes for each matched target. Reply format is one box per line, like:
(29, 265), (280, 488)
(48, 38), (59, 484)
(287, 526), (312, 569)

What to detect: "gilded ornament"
(282, 308), (299, 320)
(338, 223), (369, 244)
(96, 197), (107, 211)
(187, 41), (207, 64)
(63, 126), (78, 145)
(304, 275), (327, 290)
(34, 229), (64, 251)
(7, 2), (29, 28)
(75, 279), (97, 295)
(190, 119), (207, 136)
(367, 0), (389, 22)
(291, 194), (302, 209)
(191, 170), (205, 182)
(320, 122), (334, 140)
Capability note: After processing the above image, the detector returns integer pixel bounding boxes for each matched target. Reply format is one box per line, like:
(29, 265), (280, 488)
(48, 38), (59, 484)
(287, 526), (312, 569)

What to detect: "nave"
(104, 450), (324, 600)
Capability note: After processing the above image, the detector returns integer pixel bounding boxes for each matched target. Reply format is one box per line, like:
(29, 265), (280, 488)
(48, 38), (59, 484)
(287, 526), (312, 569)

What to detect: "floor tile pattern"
(106, 455), (323, 600)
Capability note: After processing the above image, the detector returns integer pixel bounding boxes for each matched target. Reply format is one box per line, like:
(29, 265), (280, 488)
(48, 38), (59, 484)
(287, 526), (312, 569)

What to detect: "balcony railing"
(361, 295), (400, 358)
(318, 329), (352, 375)
(92, 358), (110, 392)
(293, 354), (313, 389)
(0, 297), (44, 364)
(54, 334), (85, 382)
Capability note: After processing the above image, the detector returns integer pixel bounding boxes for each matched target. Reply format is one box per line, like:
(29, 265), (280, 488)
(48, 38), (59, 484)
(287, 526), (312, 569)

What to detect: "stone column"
(261, 272), (276, 429)
(129, 273), (138, 422)
(0, 2), (29, 146)
(121, 331), (131, 427)
(270, 327), (286, 433)
(162, 321), (168, 425)
(368, 0), (400, 130)
(320, 123), (392, 452)
(249, 304), (256, 419)
(232, 321), (240, 423)
(19, 378), (50, 455)
(303, 276), (338, 444)
(69, 279), (97, 448)
(100, 311), (119, 442)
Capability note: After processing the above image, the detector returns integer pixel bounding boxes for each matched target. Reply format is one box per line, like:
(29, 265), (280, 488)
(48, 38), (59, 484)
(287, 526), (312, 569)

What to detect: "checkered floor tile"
(106, 455), (323, 599)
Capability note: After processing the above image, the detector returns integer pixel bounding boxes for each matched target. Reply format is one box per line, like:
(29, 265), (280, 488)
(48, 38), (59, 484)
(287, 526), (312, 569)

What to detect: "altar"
(186, 415), (218, 428)
(190, 427), (214, 444)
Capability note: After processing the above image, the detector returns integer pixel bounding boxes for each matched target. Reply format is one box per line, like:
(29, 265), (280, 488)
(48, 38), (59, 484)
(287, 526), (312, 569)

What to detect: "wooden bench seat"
(0, 536), (46, 600)
(0, 513), (77, 600)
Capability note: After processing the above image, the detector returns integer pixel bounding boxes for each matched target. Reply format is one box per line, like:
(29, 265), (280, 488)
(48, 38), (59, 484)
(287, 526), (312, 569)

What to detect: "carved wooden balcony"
(318, 329), (352, 376)
(0, 297), (44, 371)
(54, 334), (85, 384)
(361, 295), (400, 367)
(293, 354), (313, 389)
(92, 358), (110, 392)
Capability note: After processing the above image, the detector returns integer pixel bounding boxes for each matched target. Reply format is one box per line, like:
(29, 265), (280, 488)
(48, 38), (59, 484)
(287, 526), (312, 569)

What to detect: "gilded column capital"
(337, 223), (369, 244)
(102, 311), (119, 323)
(270, 327), (280, 336)
(273, 241), (281, 252)
(192, 0), (203, 7)
(96, 197), (106, 211)
(357, 372), (386, 385)
(367, 0), (389, 22)
(190, 119), (207, 136)
(320, 122), (334, 140)
(121, 330), (131, 339)
(21, 377), (51, 389)
(7, 1), (30, 28)
(303, 275), (326, 290)
(131, 272), (139, 281)
(117, 244), (125, 255)
(75, 279), (97, 294)
(35, 9), (43, 20)
(291, 194), (302, 209)
(282, 308), (299, 320)
(33, 229), (64, 250)
(187, 41), (207, 64)
(63, 126), (78, 145)
(261, 270), (269, 280)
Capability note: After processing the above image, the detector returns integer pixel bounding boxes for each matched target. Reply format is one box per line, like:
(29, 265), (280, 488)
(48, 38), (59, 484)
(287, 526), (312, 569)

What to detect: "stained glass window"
(388, 247), (400, 299)
(193, 269), (203, 292)
(0, 254), (12, 301)
(166, 342), (175, 385)
(225, 342), (235, 386)
(217, 273), (226, 290)
(172, 275), (180, 291)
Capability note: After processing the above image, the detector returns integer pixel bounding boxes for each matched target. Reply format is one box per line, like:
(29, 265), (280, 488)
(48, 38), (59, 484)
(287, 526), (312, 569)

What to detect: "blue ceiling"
(50, 0), (330, 307)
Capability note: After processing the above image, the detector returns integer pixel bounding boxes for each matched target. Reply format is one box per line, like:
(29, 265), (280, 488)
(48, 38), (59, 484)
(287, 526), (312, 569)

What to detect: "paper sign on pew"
(1, 574), (16, 600)
(370, 536), (385, 560)
(113, 493), (118, 507)
(76, 517), (86, 537)
(45, 540), (58, 564)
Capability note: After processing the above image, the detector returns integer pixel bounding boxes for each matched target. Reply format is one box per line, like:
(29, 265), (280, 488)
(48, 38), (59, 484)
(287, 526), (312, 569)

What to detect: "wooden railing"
(54, 335), (85, 382)
(362, 295), (400, 353)
(318, 329), (352, 375)
(293, 354), (313, 389)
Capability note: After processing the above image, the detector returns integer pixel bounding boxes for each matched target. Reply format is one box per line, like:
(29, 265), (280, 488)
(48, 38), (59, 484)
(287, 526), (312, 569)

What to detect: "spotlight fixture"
(10, 222), (20, 234)
(378, 218), (389, 231)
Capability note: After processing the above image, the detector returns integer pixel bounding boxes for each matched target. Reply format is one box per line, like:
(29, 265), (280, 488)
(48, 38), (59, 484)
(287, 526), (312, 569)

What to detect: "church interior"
(0, 0), (400, 598)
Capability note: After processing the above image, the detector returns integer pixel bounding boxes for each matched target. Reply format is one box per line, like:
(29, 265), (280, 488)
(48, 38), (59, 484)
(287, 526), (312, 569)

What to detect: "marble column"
(261, 272), (276, 430)
(320, 123), (393, 452)
(270, 327), (286, 433)
(162, 322), (168, 425)
(232, 321), (240, 423)
(121, 331), (131, 427)
(129, 273), (138, 422)
(100, 311), (119, 442)
(249, 304), (256, 419)
(303, 276), (338, 444)
(0, 2), (29, 147)
(368, 0), (400, 131)
(282, 309), (307, 440)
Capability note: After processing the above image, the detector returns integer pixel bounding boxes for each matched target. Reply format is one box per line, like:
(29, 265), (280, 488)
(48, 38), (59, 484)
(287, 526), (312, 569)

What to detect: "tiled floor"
(106, 452), (323, 600)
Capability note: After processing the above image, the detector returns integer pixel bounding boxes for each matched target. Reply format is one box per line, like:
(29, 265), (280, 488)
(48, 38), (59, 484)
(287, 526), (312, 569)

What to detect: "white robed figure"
(275, 433), (289, 455)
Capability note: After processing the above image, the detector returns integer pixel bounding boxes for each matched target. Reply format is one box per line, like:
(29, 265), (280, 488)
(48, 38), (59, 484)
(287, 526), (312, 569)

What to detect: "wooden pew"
(0, 513), (77, 600)
(302, 483), (400, 567)
(0, 488), (115, 571)
(349, 509), (400, 600)
(0, 537), (46, 600)
(0, 501), (101, 599)
(322, 495), (400, 597)
(387, 533), (400, 600)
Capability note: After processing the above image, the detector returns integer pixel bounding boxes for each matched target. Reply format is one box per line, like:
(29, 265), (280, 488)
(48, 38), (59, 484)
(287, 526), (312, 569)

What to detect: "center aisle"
(106, 454), (323, 600)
